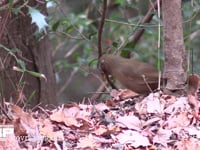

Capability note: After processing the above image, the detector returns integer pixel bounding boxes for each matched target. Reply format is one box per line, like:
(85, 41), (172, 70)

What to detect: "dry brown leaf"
(39, 118), (64, 141)
(93, 124), (120, 136)
(165, 112), (190, 129)
(8, 104), (40, 143)
(116, 130), (150, 148)
(118, 89), (139, 99)
(50, 107), (82, 127)
(0, 134), (21, 150)
(175, 138), (200, 150)
(63, 105), (80, 117)
(8, 103), (26, 117)
(153, 128), (172, 147)
(13, 118), (27, 136)
(105, 98), (118, 107)
(93, 125), (108, 136)
(110, 89), (120, 100)
(107, 125), (121, 134)
(110, 89), (138, 100)
(116, 115), (142, 131)
(184, 127), (200, 139)
(95, 103), (110, 111)
(164, 97), (190, 114)
(76, 134), (100, 149)
(135, 92), (165, 114)
(161, 94), (176, 106)
(143, 117), (161, 127)
(65, 105), (93, 130)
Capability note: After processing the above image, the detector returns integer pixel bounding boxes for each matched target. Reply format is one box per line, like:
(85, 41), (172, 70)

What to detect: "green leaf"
(26, 70), (47, 81)
(9, 0), (14, 9)
(65, 25), (74, 32)
(17, 59), (26, 71)
(88, 58), (98, 67)
(123, 42), (136, 50)
(112, 42), (118, 48)
(13, 66), (47, 81)
(72, 53), (79, 61)
(120, 50), (131, 58)
(52, 20), (60, 31)
(27, 90), (36, 103)
(88, 32), (97, 40)
(114, 0), (123, 5)
(28, 7), (48, 32)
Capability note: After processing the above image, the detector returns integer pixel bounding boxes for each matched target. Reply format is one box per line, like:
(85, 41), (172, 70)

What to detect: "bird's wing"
(121, 64), (158, 84)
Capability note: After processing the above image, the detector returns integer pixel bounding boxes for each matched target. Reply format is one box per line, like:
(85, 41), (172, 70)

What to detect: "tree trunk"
(0, 1), (57, 107)
(162, 0), (187, 93)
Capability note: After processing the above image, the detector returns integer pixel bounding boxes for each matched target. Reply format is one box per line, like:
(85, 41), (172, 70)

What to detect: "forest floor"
(0, 88), (200, 150)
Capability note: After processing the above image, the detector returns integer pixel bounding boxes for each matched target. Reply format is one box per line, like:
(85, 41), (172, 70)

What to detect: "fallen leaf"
(39, 118), (64, 141)
(153, 128), (172, 147)
(175, 138), (200, 150)
(116, 115), (142, 131)
(165, 112), (190, 129)
(116, 130), (150, 148)
(76, 134), (100, 149)
(135, 92), (165, 114)
(50, 107), (82, 127)
(110, 89), (138, 100)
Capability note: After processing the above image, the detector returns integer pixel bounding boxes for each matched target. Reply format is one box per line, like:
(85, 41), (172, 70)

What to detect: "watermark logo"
(0, 125), (14, 141)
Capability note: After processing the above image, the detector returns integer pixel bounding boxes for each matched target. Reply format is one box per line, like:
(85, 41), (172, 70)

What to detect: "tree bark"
(0, 1), (57, 107)
(162, 0), (187, 92)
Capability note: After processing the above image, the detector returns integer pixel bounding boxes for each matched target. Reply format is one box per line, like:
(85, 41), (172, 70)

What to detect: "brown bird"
(100, 54), (160, 94)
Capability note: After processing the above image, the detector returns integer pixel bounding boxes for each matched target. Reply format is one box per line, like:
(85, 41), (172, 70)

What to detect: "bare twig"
(105, 19), (161, 28)
(130, 1), (160, 48)
(97, 0), (117, 93)
(90, 83), (107, 101)
(52, 41), (66, 57)
(98, 0), (107, 59)
(157, 0), (161, 91)
(0, 98), (12, 120)
(142, 75), (153, 93)
(64, 44), (79, 58)
(73, 26), (89, 41)
(56, 31), (84, 40)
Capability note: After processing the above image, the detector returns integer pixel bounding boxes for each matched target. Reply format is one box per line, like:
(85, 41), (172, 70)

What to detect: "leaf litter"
(1, 87), (200, 149)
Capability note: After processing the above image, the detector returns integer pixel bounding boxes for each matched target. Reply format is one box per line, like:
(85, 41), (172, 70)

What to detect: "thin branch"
(90, 83), (107, 101)
(89, 71), (111, 101)
(131, 1), (160, 46)
(97, 0), (117, 91)
(64, 44), (79, 58)
(73, 25), (90, 41)
(105, 19), (161, 28)
(56, 31), (84, 40)
(0, 101), (12, 120)
(157, 0), (161, 91)
(52, 40), (66, 57)
(98, 0), (107, 59)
